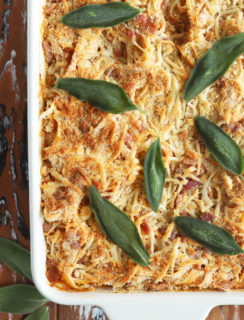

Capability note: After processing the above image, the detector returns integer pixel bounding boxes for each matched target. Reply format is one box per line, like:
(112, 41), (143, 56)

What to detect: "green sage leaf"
(88, 185), (150, 266)
(0, 284), (48, 314)
(195, 116), (244, 176)
(55, 78), (141, 114)
(61, 2), (141, 29)
(0, 237), (32, 281)
(144, 138), (166, 212)
(183, 32), (244, 102)
(174, 216), (244, 255)
(25, 306), (49, 320)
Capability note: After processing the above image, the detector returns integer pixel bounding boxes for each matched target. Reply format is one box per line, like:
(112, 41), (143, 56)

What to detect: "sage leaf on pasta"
(183, 32), (244, 102)
(174, 216), (244, 255)
(55, 78), (142, 114)
(88, 185), (151, 266)
(0, 237), (32, 281)
(0, 285), (48, 314)
(25, 306), (49, 320)
(144, 138), (166, 212)
(195, 117), (244, 176)
(61, 2), (141, 29)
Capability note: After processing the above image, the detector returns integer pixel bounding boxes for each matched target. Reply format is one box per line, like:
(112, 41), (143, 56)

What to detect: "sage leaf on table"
(55, 78), (142, 114)
(0, 284), (48, 314)
(183, 32), (244, 102)
(195, 116), (244, 176)
(88, 185), (151, 266)
(144, 138), (166, 212)
(0, 237), (32, 281)
(61, 2), (141, 29)
(174, 216), (244, 255)
(25, 306), (49, 320)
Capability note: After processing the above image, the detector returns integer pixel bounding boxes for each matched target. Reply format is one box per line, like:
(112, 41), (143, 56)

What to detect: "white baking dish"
(27, 1), (243, 319)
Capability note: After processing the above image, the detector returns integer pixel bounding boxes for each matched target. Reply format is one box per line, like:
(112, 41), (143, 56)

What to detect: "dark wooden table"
(0, 1), (243, 319)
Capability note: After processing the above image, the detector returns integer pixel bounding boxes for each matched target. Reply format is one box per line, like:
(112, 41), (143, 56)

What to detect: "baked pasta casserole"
(41, 0), (244, 291)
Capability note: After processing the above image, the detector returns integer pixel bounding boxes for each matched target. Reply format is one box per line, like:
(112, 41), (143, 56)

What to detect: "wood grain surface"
(0, 1), (243, 320)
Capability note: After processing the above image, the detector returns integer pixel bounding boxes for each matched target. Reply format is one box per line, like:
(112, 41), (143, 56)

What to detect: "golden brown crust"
(41, 0), (244, 291)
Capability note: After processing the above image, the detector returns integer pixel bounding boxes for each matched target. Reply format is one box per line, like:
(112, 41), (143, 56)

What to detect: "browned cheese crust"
(41, 0), (244, 292)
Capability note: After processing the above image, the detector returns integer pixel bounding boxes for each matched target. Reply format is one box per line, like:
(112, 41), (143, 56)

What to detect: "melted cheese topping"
(41, 0), (244, 291)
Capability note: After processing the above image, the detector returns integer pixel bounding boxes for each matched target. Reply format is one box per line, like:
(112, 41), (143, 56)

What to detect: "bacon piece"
(133, 14), (158, 34)
(80, 120), (90, 133)
(233, 122), (242, 133)
(169, 229), (179, 240)
(128, 30), (134, 38)
(43, 40), (54, 64)
(199, 141), (206, 153)
(220, 121), (243, 135)
(133, 14), (147, 27)
(104, 195), (112, 200)
(71, 241), (82, 249)
(158, 226), (166, 235)
(175, 194), (183, 207)
(125, 132), (135, 149)
(53, 188), (66, 200)
(114, 49), (121, 57)
(201, 212), (214, 222)
(80, 196), (89, 206)
(92, 180), (101, 190)
(53, 187), (73, 205)
(228, 202), (237, 209)
(220, 123), (230, 133)
(65, 229), (82, 249)
(114, 45), (127, 59)
(125, 82), (136, 91)
(193, 247), (206, 259)
(184, 179), (201, 191)
(47, 267), (60, 283)
(46, 258), (56, 268)
(43, 222), (51, 233)
(77, 257), (85, 264)
(149, 282), (168, 291)
(147, 18), (158, 33)
(141, 222), (150, 234)
(70, 169), (86, 190)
